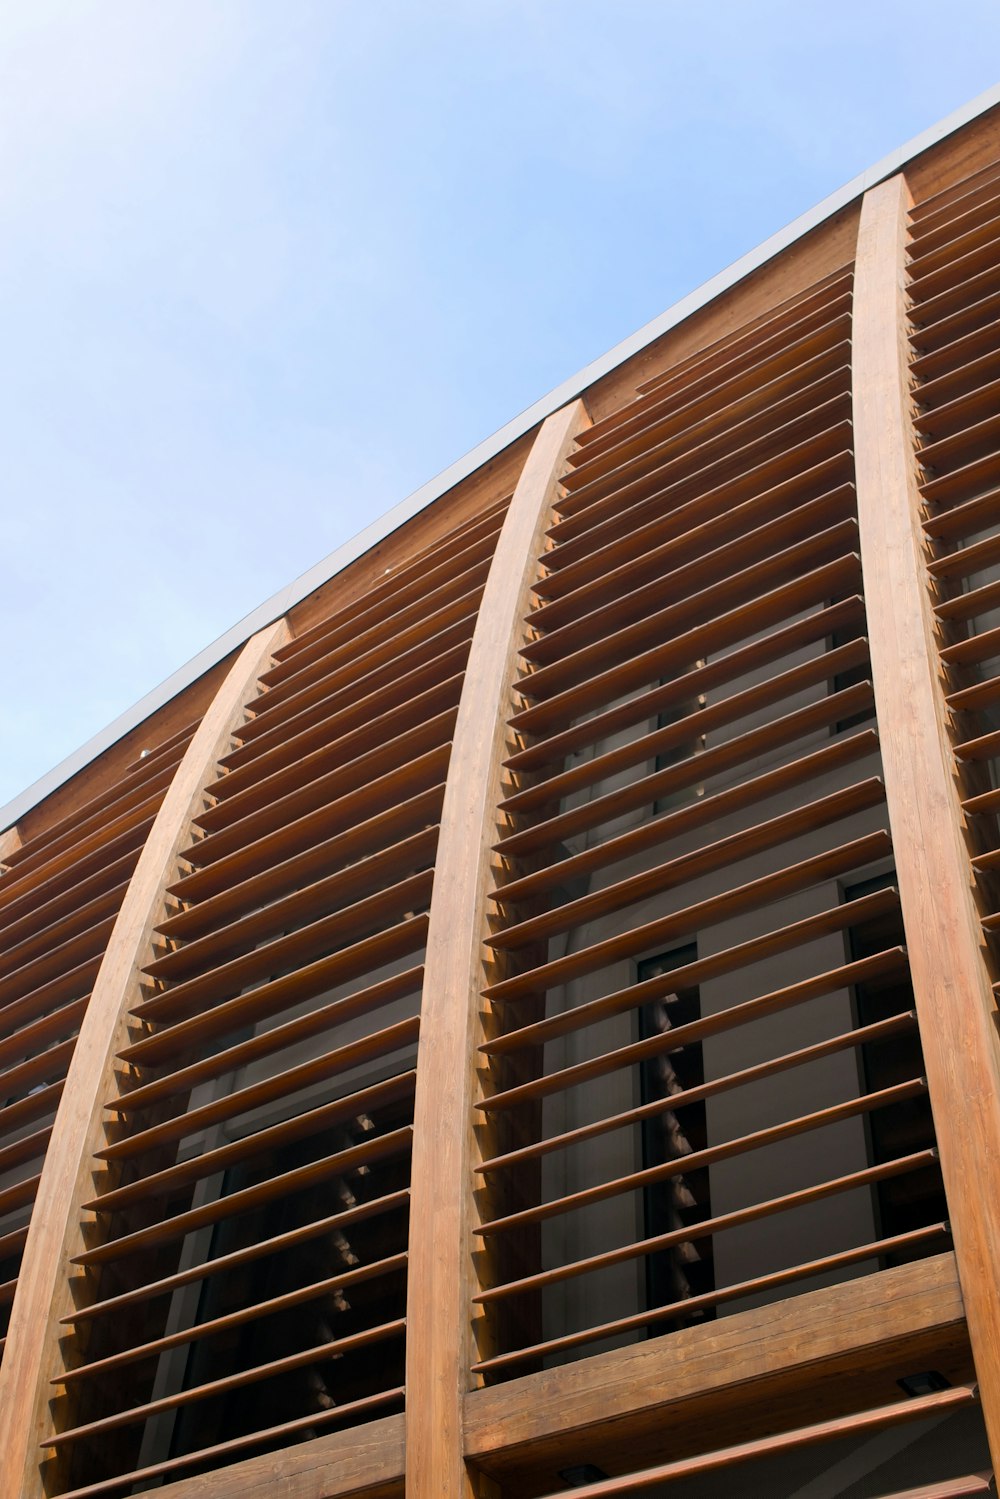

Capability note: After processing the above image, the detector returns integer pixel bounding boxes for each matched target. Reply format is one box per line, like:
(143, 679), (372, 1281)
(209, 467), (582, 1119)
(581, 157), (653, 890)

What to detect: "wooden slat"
(917, 409), (1000, 473)
(499, 663), (874, 826)
(494, 729), (877, 909)
(473, 1209), (943, 1367)
(103, 967), (422, 1126)
(89, 1038), (416, 1211)
(524, 486), (854, 660)
(915, 348), (1000, 417)
(198, 670), (462, 823)
(0, 877), (131, 982)
(953, 727), (1000, 762)
(488, 776), (885, 951)
(58, 1249), (408, 1385)
(574, 306), (852, 473)
(146, 824), (436, 982)
(535, 440), (852, 605)
(218, 635), (468, 784)
(476, 1163), (941, 1307)
(0, 761), (177, 884)
(44, 1317), (407, 1447)
(166, 742), (449, 902)
(924, 485), (1000, 540)
(940, 624), (1000, 669)
(477, 1008), (914, 1177)
(547, 390), (851, 553)
(0, 913), (117, 1010)
(406, 400), (591, 1498)
(254, 554), (490, 709)
(508, 552), (862, 738)
(505, 595), (864, 774)
(0, 797), (159, 917)
(107, 1054), (416, 1182)
(183, 711), (454, 867)
(0, 1082), (65, 1143)
(161, 780), (442, 937)
(947, 673), (1000, 712)
(520, 518), (859, 703)
(238, 598), (477, 742)
(854, 170), (1000, 1459)
(914, 373), (1000, 442)
(0, 837), (143, 945)
(482, 887), (899, 1057)
(912, 315), (1000, 384)
(554, 369), (850, 525)
(0, 955), (101, 1048)
(629, 267), (852, 399)
(529, 1386), (975, 1498)
(118, 911), (428, 1067)
(271, 494), (507, 665)
(935, 573), (1000, 624)
(910, 218), (1000, 300)
(476, 1080), (927, 1236)
(0, 620), (289, 1499)
(478, 949), (908, 1119)
(561, 343), (849, 504)
(51, 1397), (406, 1499)
(61, 1187), (410, 1325)
(483, 830), (893, 1005)
(548, 419), (851, 587)
(73, 1124), (414, 1268)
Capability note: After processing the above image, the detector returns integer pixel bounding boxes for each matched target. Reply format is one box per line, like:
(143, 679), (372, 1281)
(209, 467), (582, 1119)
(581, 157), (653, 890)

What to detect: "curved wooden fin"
(0, 620), (289, 1498)
(405, 401), (590, 1496)
(853, 169), (1000, 1457)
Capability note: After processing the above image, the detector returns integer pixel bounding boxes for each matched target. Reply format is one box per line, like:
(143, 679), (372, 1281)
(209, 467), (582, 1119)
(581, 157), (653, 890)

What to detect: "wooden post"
(0, 620), (289, 1499)
(405, 401), (590, 1497)
(853, 170), (1000, 1461)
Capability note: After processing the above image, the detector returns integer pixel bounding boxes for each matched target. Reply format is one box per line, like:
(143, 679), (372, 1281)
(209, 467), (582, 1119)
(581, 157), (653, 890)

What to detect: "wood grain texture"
(853, 170), (1000, 1463)
(464, 1254), (968, 1482)
(404, 399), (590, 1498)
(0, 619), (288, 1499)
(58, 1412), (405, 1499)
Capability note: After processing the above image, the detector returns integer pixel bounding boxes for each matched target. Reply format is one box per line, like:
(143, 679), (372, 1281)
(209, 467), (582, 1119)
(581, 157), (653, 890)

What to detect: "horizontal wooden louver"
(530, 1384), (989, 1498)
(0, 723), (200, 1368)
(39, 499), (512, 1497)
(471, 265), (949, 1382)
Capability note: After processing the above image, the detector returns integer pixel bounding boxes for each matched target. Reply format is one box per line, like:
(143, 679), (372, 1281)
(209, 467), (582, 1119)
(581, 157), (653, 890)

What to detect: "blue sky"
(2, 1), (999, 813)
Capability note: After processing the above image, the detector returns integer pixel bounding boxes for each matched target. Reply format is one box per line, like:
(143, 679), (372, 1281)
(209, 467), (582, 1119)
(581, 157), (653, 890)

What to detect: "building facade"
(2, 93), (1000, 1499)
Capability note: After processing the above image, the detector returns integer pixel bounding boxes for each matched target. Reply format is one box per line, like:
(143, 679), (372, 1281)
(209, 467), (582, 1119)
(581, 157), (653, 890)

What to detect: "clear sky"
(2, 1), (999, 813)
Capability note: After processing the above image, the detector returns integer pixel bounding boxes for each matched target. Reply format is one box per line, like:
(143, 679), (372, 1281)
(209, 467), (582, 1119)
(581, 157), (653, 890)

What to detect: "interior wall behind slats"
(472, 261), (952, 1388)
(0, 717), (204, 1367)
(37, 493), (512, 1499)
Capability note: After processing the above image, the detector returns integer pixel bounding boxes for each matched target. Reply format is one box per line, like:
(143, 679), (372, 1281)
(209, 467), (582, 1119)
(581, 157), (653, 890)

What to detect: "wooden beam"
(464, 1254), (970, 1485)
(853, 169), (1000, 1462)
(0, 822), (22, 870)
(54, 1414), (405, 1499)
(0, 619), (288, 1499)
(404, 399), (590, 1498)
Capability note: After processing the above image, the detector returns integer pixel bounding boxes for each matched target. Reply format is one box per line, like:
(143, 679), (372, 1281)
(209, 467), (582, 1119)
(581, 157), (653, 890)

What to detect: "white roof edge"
(6, 81), (1000, 833)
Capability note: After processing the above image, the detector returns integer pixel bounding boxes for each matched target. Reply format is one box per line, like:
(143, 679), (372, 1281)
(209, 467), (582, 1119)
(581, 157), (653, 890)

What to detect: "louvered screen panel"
(472, 268), (949, 1381)
(907, 157), (1000, 951)
(43, 498), (510, 1497)
(0, 722), (199, 1366)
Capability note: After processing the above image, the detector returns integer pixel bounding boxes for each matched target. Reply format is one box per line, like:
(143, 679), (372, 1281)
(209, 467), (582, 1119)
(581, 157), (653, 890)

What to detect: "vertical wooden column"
(0, 619), (288, 1499)
(853, 171), (1000, 1459)
(406, 400), (590, 1497)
